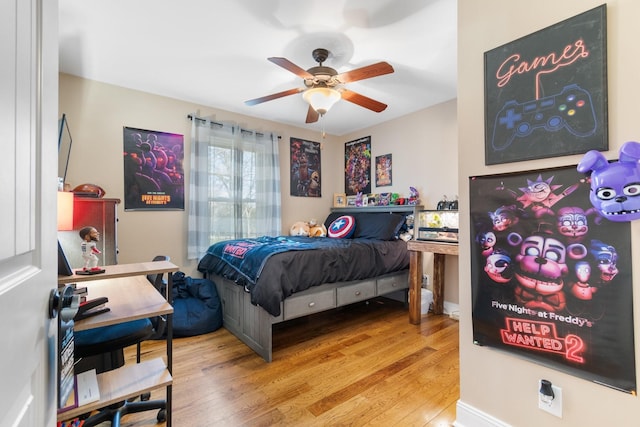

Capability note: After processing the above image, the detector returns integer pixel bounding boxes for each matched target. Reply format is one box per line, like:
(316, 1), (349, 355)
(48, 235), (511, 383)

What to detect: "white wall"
(458, 0), (640, 425)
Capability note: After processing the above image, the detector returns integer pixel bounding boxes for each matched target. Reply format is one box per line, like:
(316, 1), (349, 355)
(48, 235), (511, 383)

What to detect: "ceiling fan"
(245, 48), (394, 124)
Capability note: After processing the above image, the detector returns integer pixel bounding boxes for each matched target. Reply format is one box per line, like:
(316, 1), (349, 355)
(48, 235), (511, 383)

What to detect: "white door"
(0, 0), (59, 426)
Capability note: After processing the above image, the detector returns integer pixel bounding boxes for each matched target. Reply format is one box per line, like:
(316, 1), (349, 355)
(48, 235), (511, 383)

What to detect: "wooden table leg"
(432, 253), (445, 315)
(409, 250), (422, 324)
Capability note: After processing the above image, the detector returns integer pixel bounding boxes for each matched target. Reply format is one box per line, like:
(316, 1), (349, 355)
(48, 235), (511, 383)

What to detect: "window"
(208, 136), (257, 240)
(188, 118), (281, 259)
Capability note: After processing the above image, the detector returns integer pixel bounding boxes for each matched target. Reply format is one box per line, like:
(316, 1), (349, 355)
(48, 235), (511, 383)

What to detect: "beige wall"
(342, 101), (459, 304)
(59, 73), (459, 305)
(458, 0), (640, 425)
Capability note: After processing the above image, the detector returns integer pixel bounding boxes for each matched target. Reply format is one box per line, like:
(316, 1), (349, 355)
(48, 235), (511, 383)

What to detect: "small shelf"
(58, 357), (171, 420)
(58, 260), (178, 285)
(330, 205), (422, 214)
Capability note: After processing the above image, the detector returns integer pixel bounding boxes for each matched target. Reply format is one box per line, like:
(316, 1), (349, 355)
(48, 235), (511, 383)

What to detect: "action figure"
(79, 226), (105, 274)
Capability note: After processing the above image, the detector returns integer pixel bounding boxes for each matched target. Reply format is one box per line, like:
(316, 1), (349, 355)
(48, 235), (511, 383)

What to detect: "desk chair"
(73, 256), (171, 426)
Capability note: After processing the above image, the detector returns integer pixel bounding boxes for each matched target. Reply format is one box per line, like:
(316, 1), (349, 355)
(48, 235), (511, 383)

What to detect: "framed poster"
(469, 165), (635, 393)
(375, 153), (392, 187)
(344, 136), (371, 196)
(484, 5), (608, 165)
(123, 127), (184, 211)
(290, 137), (321, 197)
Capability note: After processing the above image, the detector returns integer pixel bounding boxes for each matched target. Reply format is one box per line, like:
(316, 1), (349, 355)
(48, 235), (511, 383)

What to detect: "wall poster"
(484, 5), (608, 165)
(375, 153), (392, 187)
(290, 137), (321, 197)
(123, 127), (184, 210)
(344, 136), (371, 196)
(469, 165), (635, 393)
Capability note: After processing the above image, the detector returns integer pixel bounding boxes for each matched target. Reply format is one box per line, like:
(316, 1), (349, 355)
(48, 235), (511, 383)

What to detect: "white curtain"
(187, 116), (281, 260)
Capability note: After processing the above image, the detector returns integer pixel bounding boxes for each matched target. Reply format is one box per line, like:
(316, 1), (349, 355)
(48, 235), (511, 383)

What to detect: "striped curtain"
(187, 116), (281, 260)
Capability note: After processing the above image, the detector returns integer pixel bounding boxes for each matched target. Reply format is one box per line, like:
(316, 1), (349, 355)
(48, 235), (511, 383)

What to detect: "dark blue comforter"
(197, 236), (409, 317)
(202, 236), (351, 284)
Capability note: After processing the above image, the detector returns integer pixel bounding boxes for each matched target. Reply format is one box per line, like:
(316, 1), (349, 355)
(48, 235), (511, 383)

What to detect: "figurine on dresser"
(78, 226), (105, 274)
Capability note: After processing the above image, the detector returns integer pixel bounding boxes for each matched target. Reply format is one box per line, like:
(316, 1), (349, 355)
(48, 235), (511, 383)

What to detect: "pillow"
(324, 212), (343, 230)
(352, 213), (406, 240)
(327, 215), (356, 238)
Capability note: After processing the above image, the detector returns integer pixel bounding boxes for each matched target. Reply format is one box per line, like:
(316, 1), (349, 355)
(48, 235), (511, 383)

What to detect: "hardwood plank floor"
(98, 297), (459, 426)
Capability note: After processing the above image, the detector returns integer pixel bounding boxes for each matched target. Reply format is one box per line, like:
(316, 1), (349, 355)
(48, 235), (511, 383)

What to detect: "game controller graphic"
(491, 84), (597, 151)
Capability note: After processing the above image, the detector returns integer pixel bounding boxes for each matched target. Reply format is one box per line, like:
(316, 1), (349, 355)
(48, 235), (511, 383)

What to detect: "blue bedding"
(203, 236), (351, 284)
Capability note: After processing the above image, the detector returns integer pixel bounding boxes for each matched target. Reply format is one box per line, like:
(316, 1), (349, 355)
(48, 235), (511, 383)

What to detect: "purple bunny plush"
(577, 141), (640, 222)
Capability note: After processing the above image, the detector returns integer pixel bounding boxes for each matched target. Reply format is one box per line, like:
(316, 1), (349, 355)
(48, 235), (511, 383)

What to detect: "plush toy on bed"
(308, 219), (327, 237)
(289, 219), (327, 237)
(290, 221), (310, 236)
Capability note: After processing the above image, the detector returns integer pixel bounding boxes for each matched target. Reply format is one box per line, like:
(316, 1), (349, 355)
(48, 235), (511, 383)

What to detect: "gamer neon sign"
(494, 39), (590, 99)
(500, 317), (585, 363)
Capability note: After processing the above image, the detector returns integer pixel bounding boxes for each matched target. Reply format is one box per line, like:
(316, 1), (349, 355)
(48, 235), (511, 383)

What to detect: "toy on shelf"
(408, 186), (420, 206)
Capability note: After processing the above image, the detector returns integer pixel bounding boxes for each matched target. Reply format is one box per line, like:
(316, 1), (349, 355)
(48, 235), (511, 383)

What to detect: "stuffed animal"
(308, 220), (327, 237)
(290, 221), (310, 236)
(290, 219), (327, 237)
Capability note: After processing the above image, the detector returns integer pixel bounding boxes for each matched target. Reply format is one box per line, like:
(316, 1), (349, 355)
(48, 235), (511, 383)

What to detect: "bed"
(197, 205), (420, 361)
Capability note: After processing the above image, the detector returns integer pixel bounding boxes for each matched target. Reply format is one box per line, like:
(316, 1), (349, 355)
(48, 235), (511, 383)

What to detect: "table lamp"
(57, 191), (74, 231)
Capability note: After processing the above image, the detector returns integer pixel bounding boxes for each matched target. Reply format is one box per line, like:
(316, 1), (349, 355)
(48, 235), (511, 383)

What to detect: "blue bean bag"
(170, 272), (222, 337)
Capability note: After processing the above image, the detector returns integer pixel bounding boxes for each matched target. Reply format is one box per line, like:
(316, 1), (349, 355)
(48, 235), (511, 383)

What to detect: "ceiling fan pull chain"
(320, 115), (326, 149)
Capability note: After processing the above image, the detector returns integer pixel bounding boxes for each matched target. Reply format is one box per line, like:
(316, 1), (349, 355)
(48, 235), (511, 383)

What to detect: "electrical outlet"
(538, 380), (562, 418)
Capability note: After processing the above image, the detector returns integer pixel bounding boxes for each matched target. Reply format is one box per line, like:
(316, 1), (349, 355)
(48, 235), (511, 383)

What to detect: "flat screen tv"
(57, 240), (73, 276)
(58, 113), (72, 185)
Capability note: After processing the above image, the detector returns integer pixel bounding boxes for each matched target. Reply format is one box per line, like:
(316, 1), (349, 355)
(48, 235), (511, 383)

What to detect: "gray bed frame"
(208, 205), (420, 362)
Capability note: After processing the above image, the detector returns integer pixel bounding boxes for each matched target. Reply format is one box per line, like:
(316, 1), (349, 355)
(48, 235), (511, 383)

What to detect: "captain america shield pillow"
(327, 215), (356, 238)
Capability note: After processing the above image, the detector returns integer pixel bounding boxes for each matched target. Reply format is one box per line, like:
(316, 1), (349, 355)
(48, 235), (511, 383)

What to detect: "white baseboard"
(454, 400), (511, 427)
(443, 301), (460, 318)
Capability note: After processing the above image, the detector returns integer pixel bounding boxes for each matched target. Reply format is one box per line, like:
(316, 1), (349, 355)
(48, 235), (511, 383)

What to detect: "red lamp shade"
(57, 191), (74, 231)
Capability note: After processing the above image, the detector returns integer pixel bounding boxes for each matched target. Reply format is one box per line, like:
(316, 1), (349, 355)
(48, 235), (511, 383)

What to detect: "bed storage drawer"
(337, 280), (376, 306)
(377, 272), (409, 295)
(283, 288), (336, 320)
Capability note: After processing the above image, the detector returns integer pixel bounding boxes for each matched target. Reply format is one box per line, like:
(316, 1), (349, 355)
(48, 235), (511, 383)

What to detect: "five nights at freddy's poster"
(469, 165), (635, 393)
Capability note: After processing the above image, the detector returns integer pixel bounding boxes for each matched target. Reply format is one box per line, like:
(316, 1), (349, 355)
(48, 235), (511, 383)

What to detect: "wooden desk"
(407, 240), (459, 324)
(72, 276), (173, 332)
(57, 261), (179, 426)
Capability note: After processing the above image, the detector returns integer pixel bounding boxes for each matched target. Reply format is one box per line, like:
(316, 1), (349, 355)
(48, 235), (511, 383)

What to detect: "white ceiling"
(58, 0), (457, 136)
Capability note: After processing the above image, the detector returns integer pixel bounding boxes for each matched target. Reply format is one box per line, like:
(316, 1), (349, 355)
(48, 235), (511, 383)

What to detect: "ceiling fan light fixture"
(303, 87), (341, 115)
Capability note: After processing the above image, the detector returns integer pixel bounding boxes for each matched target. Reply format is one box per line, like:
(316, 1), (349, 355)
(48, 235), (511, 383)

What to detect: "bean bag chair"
(169, 272), (223, 337)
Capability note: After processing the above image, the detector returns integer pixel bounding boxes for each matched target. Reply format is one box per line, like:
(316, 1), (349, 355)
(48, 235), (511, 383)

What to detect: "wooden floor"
(104, 297), (459, 426)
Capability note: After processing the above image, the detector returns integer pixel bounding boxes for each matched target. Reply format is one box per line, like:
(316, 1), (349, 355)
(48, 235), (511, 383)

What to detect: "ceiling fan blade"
(268, 57), (315, 79)
(305, 105), (319, 123)
(340, 89), (388, 113)
(336, 62), (394, 83)
(245, 88), (303, 106)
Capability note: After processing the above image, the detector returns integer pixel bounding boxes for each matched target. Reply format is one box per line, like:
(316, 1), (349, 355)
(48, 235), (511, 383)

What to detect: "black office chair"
(144, 255), (171, 343)
(73, 256), (171, 426)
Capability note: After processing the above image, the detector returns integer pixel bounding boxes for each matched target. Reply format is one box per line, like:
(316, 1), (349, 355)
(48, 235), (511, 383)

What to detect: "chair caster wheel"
(157, 408), (166, 422)
(141, 392), (151, 401)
